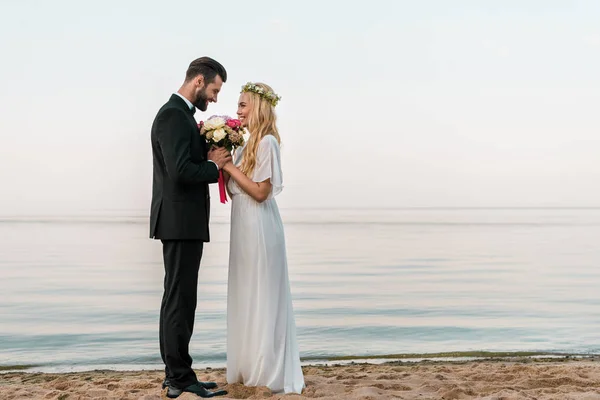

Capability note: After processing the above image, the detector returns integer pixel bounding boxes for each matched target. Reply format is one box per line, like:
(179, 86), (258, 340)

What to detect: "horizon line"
(1, 206), (600, 222)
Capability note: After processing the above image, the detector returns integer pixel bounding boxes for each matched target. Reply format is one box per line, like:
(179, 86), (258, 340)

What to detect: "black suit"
(150, 94), (219, 389)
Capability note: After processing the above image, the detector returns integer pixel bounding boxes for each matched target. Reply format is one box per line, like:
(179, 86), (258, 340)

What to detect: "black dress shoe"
(163, 378), (217, 390)
(166, 382), (227, 398)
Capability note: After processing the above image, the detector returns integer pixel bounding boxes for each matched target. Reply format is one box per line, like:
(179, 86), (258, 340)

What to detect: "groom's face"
(193, 74), (224, 111)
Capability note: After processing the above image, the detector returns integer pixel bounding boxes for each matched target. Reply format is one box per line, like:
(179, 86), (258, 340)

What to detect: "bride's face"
(237, 93), (251, 127)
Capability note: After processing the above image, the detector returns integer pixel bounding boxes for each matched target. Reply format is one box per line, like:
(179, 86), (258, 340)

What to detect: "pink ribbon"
(218, 170), (227, 204)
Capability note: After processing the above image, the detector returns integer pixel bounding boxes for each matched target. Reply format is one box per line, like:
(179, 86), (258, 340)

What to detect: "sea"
(1, 208), (599, 373)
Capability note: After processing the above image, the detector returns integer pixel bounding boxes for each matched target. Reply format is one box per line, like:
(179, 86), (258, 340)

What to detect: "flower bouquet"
(198, 116), (245, 203)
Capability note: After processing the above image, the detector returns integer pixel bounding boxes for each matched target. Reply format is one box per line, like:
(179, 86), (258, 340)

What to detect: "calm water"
(1, 208), (600, 372)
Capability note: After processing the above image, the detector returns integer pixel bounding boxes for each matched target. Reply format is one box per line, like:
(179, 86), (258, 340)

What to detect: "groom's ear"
(196, 75), (205, 87)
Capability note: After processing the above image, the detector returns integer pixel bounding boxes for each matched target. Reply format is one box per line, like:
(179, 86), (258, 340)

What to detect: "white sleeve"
(253, 135), (283, 197)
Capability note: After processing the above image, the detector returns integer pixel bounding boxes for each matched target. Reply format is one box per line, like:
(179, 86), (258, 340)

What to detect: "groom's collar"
(173, 92), (195, 114)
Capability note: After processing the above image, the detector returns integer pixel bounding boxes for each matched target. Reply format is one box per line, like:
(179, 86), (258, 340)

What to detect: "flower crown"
(241, 82), (281, 107)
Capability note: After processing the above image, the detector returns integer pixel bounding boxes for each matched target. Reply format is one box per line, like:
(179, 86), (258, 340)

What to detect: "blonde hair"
(239, 82), (281, 177)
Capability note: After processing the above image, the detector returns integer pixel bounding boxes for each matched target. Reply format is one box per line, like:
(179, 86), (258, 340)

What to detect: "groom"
(150, 57), (231, 398)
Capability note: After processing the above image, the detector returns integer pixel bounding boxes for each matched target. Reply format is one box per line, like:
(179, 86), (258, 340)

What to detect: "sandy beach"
(2, 357), (600, 400)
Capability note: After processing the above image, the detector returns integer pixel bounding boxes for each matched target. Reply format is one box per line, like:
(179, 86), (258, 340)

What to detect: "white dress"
(226, 134), (305, 394)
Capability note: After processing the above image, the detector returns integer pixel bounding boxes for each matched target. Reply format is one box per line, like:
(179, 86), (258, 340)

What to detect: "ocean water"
(1, 208), (600, 372)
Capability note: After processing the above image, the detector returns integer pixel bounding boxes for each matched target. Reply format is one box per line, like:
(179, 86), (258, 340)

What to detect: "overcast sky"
(1, 0), (599, 216)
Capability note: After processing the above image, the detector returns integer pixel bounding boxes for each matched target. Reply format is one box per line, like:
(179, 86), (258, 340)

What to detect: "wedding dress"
(226, 134), (305, 394)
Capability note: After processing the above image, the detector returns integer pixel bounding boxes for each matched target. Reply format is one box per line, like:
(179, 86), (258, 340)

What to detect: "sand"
(2, 357), (600, 399)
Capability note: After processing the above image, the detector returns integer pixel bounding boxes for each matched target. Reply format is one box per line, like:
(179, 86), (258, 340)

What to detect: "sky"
(1, 0), (599, 216)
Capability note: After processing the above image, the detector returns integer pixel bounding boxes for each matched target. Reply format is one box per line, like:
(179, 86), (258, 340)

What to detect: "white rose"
(203, 117), (225, 130)
(212, 128), (227, 142)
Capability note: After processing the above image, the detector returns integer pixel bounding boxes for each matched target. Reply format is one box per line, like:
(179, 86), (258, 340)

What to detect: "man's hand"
(208, 147), (232, 169)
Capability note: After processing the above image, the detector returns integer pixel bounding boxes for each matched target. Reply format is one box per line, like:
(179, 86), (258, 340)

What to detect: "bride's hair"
(240, 82), (281, 177)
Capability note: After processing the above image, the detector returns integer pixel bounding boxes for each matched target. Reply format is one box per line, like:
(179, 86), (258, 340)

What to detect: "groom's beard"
(193, 87), (209, 112)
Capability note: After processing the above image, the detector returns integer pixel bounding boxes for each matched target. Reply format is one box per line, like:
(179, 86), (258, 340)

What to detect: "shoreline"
(2, 356), (600, 399)
(2, 351), (598, 374)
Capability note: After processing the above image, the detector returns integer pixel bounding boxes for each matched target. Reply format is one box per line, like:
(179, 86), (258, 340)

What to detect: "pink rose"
(226, 119), (239, 129)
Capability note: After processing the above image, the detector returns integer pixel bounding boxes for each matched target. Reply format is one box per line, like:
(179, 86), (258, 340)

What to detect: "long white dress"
(226, 134), (305, 394)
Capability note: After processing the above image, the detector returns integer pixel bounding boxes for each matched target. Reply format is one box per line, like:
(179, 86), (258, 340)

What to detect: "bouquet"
(198, 115), (245, 203)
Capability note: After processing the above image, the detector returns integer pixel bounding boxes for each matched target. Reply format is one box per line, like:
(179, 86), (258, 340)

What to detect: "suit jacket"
(150, 94), (219, 241)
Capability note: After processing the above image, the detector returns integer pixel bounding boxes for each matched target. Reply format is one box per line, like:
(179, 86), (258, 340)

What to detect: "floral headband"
(241, 82), (281, 107)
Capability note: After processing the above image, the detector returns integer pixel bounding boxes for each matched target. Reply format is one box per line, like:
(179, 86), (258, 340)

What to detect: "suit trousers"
(159, 239), (204, 388)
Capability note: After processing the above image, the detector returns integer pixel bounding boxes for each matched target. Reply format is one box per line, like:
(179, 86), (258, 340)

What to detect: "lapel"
(170, 94), (194, 118)
(168, 94), (209, 158)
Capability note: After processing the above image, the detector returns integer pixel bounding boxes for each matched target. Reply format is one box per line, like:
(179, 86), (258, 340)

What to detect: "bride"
(222, 82), (305, 394)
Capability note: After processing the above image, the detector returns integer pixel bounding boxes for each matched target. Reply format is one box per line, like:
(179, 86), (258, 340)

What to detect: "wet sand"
(2, 357), (600, 399)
